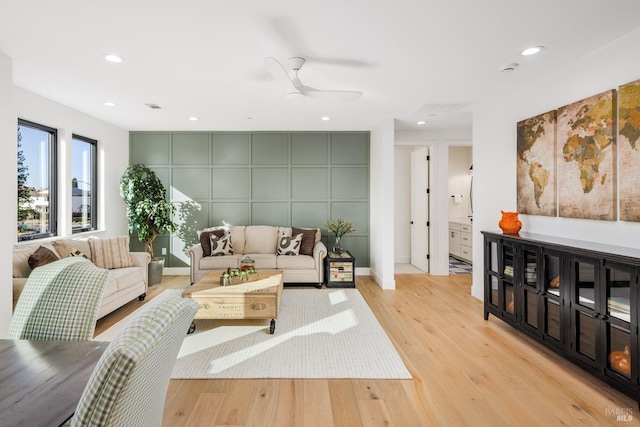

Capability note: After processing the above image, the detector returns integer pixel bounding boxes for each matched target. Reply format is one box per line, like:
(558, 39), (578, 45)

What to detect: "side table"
(325, 250), (356, 288)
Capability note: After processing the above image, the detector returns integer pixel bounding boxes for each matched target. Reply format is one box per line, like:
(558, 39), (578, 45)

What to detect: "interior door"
(411, 147), (429, 272)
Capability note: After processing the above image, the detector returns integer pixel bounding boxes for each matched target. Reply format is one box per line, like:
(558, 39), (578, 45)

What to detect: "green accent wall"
(129, 131), (370, 268)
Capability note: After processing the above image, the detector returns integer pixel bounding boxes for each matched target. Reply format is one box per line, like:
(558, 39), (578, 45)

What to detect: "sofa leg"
(138, 293), (146, 301)
(315, 283), (323, 289)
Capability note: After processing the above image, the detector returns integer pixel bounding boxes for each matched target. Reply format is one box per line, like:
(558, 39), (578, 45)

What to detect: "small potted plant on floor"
(325, 218), (355, 252)
(120, 164), (176, 285)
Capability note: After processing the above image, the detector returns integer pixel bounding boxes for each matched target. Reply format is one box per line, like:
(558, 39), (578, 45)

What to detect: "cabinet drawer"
(461, 231), (472, 245)
(460, 246), (472, 260)
(449, 222), (461, 231)
(460, 224), (472, 233)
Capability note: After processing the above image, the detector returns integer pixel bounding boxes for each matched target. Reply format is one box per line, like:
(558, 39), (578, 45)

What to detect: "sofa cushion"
(102, 276), (118, 298)
(199, 254), (242, 270)
(292, 227), (318, 256)
(244, 254), (277, 269)
(229, 226), (246, 254)
(244, 225), (278, 254)
(27, 246), (60, 270)
(276, 254), (315, 269)
(277, 233), (303, 256)
(211, 233), (233, 256)
(14, 243), (57, 278)
(108, 267), (145, 292)
(198, 227), (226, 257)
(52, 239), (93, 261)
(89, 236), (133, 269)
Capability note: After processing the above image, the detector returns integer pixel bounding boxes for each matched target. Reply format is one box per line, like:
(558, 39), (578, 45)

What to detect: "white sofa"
(187, 225), (327, 287)
(13, 237), (151, 319)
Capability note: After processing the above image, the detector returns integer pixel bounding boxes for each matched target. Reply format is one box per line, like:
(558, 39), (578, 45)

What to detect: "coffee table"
(182, 269), (283, 334)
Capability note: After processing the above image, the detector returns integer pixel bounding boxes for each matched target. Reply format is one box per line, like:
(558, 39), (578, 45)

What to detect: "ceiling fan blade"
(264, 56), (301, 96)
(304, 87), (363, 101)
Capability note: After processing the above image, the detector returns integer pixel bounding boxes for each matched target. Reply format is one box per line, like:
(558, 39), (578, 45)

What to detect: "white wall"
(14, 88), (130, 238)
(0, 83), (130, 336)
(448, 146), (472, 219)
(394, 129), (472, 276)
(0, 52), (14, 337)
(370, 119), (396, 289)
(472, 28), (640, 299)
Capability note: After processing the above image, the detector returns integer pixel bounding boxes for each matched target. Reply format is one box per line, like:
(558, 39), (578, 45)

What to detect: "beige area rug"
(96, 288), (412, 380)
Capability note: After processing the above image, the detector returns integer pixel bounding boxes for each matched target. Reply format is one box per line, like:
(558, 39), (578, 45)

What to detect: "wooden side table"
(325, 250), (356, 288)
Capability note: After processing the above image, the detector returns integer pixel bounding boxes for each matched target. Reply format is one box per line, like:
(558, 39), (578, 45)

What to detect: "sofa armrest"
(312, 241), (328, 283)
(130, 252), (151, 287)
(186, 243), (204, 284)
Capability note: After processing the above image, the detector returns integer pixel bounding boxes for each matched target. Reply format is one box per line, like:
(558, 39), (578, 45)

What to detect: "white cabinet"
(449, 220), (472, 264)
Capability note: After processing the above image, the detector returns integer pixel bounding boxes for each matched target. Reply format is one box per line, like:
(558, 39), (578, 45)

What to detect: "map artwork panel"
(557, 90), (617, 220)
(517, 110), (557, 216)
(619, 79), (640, 222)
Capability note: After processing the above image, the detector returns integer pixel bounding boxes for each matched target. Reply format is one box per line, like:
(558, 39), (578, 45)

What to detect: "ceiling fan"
(264, 56), (363, 101)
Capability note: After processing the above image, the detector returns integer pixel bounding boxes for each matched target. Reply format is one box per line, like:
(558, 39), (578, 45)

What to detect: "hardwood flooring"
(94, 274), (640, 426)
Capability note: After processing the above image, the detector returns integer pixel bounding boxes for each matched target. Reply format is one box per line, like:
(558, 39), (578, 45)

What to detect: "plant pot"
(148, 257), (165, 286)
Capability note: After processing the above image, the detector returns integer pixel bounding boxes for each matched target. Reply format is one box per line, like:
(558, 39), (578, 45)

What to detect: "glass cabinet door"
(571, 258), (598, 364)
(608, 324), (632, 380)
(604, 264), (633, 382)
(542, 251), (562, 347)
(575, 259), (596, 311)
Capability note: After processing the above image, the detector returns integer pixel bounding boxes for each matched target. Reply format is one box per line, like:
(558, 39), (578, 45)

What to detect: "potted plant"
(325, 218), (355, 252)
(120, 163), (176, 285)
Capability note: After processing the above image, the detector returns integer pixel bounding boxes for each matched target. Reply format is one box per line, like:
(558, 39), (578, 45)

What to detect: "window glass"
(72, 135), (97, 232)
(17, 119), (57, 241)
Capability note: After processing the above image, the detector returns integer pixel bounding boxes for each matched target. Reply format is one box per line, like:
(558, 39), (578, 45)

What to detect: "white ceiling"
(2, 1), (640, 133)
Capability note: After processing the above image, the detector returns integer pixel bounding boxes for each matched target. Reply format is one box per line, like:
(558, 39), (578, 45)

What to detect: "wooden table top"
(0, 339), (108, 427)
(184, 269), (283, 297)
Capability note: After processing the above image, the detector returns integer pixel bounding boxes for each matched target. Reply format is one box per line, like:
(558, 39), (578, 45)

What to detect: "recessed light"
(416, 120), (427, 125)
(103, 102), (116, 107)
(102, 53), (123, 63)
(188, 116), (199, 121)
(521, 46), (545, 56)
(321, 116), (330, 121)
(500, 63), (519, 72)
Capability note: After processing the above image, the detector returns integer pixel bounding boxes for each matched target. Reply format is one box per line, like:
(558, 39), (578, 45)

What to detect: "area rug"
(96, 288), (412, 380)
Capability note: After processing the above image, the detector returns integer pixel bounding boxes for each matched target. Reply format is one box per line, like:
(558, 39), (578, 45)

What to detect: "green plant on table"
(325, 218), (355, 238)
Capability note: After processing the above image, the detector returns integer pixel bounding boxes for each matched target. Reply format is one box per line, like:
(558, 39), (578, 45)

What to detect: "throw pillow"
(89, 236), (133, 269)
(277, 233), (303, 256)
(210, 233), (233, 256)
(28, 246), (60, 270)
(292, 227), (316, 256)
(70, 248), (90, 259)
(200, 229), (225, 257)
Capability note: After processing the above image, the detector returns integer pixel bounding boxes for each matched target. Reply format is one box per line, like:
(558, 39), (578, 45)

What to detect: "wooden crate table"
(182, 269), (283, 334)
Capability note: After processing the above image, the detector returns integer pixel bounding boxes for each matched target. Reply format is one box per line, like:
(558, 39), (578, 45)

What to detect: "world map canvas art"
(557, 89), (617, 220)
(517, 110), (557, 216)
(618, 79), (640, 222)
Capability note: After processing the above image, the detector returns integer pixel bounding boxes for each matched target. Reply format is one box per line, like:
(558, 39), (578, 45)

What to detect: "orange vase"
(499, 211), (522, 235)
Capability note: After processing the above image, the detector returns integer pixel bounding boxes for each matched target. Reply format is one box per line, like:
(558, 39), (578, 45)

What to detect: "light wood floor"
(95, 274), (640, 426)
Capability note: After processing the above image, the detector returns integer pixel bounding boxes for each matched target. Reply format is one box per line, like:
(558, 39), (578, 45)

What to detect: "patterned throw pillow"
(28, 246), (60, 270)
(70, 248), (90, 259)
(292, 227), (316, 256)
(277, 233), (303, 256)
(200, 229), (225, 257)
(210, 233), (233, 256)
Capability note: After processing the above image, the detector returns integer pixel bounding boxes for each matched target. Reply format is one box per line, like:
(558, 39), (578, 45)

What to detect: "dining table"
(0, 338), (108, 427)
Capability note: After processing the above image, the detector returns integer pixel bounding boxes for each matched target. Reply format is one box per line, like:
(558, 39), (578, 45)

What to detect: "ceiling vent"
(410, 103), (467, 116)
(145, 103), (162, 110)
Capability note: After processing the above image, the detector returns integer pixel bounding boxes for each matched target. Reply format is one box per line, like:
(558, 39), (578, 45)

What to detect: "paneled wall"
(129, 131), (370, 268)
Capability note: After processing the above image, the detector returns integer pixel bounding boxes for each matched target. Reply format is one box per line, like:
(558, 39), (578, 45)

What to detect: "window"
(72, 134), (97, 233)
(17, 119), (57, 241)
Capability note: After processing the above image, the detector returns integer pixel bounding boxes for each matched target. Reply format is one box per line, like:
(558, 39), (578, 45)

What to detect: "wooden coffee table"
(182, 269), (284, 334)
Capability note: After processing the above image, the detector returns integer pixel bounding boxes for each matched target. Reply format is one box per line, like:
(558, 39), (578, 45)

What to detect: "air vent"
(145, 103), (162, 110)
(410, 103), (467, 116)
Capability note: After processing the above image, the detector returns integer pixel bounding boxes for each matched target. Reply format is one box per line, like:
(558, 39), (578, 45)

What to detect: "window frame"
(17, 118), (58, 242)
(71, 134), (98, 234)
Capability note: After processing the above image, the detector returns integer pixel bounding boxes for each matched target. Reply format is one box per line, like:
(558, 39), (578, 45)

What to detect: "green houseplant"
(120, 164), (176, 284)
(325, 218), (355, 252)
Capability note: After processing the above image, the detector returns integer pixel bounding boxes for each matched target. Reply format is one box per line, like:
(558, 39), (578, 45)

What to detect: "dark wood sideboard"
(482, 230), (640, 404)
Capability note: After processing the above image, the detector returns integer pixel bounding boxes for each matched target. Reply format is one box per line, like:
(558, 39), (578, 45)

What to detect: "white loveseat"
(12, 237), (151, 319)
(186, 225), (327, 287)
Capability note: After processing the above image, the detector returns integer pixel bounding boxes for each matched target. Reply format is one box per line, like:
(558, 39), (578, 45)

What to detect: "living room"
(3, 2), (640, 425)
